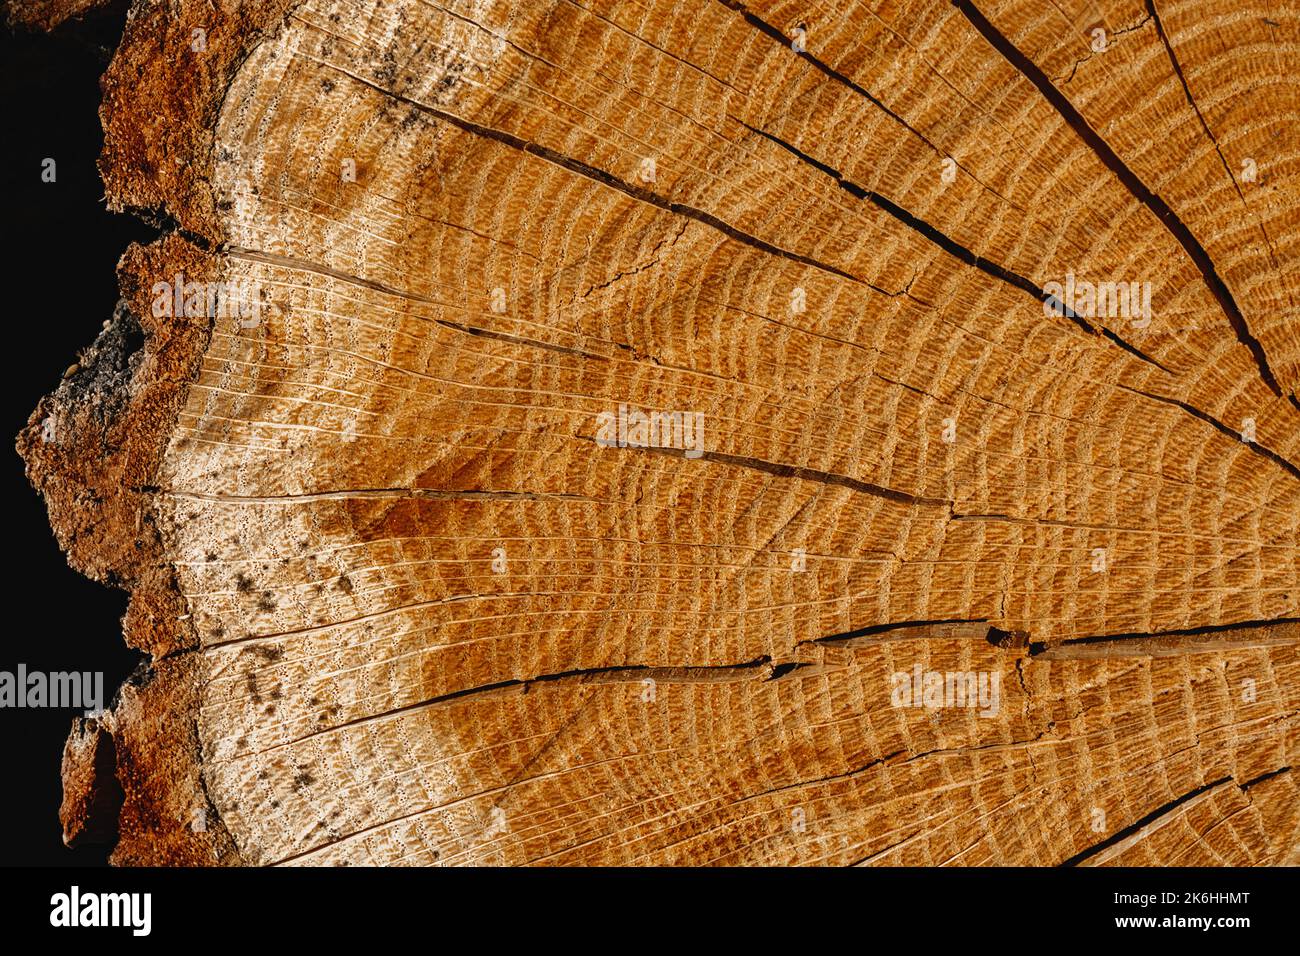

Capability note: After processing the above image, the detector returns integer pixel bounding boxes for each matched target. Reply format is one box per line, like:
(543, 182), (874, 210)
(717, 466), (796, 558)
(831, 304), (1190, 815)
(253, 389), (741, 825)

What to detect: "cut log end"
(17, 0), (1300, 865)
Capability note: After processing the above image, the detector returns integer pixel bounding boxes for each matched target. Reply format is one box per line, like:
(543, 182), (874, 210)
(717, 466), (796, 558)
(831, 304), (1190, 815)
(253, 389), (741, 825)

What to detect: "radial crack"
(1060, 776), (1232, 866)
(952, 0), (1286, 399)
(741, 121), (1172, 374)
(322, 62), (886, 292)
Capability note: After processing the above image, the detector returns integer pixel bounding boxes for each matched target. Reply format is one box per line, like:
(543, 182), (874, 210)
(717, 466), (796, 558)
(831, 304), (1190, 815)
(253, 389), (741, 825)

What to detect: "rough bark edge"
(15, 0), (296, 862)
(18, 235), (238, 862)
(98, 0), (298, 240)
(4, 0), (114, 32)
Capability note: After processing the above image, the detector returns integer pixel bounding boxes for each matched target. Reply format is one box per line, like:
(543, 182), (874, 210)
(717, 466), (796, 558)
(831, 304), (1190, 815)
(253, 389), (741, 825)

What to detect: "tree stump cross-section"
(15, 0), (1300, 865)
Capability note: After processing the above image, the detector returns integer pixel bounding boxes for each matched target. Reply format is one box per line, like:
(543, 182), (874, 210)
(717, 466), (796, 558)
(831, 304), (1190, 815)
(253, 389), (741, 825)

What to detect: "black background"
(1, 865), (1288, 939)
(1, 4), (154, 866)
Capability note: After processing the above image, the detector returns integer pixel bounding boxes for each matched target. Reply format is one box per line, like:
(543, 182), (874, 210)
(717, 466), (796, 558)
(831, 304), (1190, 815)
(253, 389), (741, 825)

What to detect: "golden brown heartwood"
(15, 0), (1300, 865)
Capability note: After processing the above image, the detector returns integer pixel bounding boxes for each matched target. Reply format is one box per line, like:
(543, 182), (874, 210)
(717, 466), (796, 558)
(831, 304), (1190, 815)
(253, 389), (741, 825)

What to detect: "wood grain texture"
(17, 0), (1299, 865)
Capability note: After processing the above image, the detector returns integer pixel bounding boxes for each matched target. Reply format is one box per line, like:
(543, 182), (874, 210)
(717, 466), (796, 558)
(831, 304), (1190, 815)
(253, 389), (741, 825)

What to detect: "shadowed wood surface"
(15, 0), (1300, 865)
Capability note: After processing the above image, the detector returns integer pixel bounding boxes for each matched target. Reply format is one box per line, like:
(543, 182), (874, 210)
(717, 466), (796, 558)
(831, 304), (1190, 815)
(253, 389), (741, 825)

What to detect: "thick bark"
(17, 0), (1300, 865)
